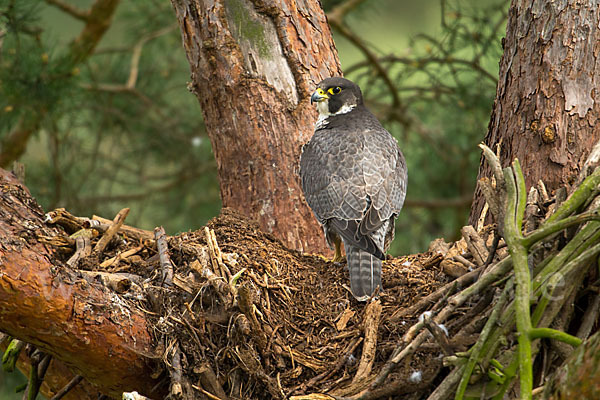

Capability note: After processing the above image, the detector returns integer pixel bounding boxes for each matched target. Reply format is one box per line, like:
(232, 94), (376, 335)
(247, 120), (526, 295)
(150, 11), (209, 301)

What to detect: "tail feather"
(346, 244), (382, 301)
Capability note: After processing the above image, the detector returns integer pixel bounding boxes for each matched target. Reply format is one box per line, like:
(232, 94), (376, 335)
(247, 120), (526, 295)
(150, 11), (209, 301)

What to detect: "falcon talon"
(300, 77), (407, 302)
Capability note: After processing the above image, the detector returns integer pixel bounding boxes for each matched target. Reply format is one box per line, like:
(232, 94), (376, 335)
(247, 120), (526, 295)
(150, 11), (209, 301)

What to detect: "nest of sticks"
(18, 144), (600, 400)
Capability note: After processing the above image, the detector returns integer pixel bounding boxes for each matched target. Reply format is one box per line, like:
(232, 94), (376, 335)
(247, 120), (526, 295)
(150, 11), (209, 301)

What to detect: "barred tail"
(346, 244), (382, 301)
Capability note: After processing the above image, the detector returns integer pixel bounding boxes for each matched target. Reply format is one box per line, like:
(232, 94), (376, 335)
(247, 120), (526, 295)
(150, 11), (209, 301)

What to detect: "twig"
(522, 210), (600, 248)
(169, 343), (183, 398)
(1, 338), (24, 372)
(421, 313), (453, 356)
(545, 167), (600, 224)
(24, 352), (51, 400)
(196, 363), (229, 400)
(455, 280), (513, 399)
(45, 208), (87, 233)
(326, 0), (367, 21)
(154, 226), (174, 287)
(122, 392), (153, 400)
(93, 208), (129, 255)
(345, 55), (498, 84)
(66, 234), (92, 268)
(300, 338), (363, 391)
(524, 187), (540, 233)
(99, 245), (143, 269)
(449, 256), (512, 307)
(78, 270), (138, 293)
(126, 25), (177, 89)
(192, 384), (225, 400)
(503, 159), (534, 399)
(480, 232), (500, 273)
(537, 180), (550, 204)
(237, 286), (268, 353)
(91, 215), (154, 242)
(365, 304), (459, 397)
(425, 365), (464, 400)
(528, 328), (581, 346)
(577, 140), (600, 184)
(390, 267), (480, 321)
(44, 0), (90, 20)
(189, 260), (232, 300)
(205, 227), (231, 280)
(460, 226), (488, 266)
(576, 292), (600, 340)
(326, 1), (402, 112)
(452, 255), (476, 271)
(49, 375), (83, 400)
(352, 300), (382, 384)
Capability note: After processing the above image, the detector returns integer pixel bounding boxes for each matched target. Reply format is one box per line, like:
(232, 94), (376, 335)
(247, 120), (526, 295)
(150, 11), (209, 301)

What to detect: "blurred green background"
(0, 0), (507, 396)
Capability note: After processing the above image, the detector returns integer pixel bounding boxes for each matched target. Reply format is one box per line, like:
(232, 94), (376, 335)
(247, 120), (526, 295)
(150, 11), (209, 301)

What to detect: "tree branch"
(68, 0), (120, 64)
(44, 0), (90, 21)
(0, 169), (162, 399)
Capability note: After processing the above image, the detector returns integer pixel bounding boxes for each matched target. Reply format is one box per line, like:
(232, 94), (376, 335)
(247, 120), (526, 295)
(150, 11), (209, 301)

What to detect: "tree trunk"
(469, 0), (600, 225)
(169, 0), (342, 253)
(0, 169), (162, 399)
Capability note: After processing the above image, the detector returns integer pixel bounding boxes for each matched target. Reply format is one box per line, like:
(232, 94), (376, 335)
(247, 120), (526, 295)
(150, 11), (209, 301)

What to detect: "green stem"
(1, 339), (24, 373)
(522, 211), (600, 248)
(449, 256), (512, 307)
(455, 279), (514, 400)
(528, 328), (581, 346)
(503, 162), (533, 400)
(531, 241), (600, 324)
(533, 223), (600, 291)
(492, 356), (520, 400)
(546, 167), (600, 224)
(513, 160), (527, 233)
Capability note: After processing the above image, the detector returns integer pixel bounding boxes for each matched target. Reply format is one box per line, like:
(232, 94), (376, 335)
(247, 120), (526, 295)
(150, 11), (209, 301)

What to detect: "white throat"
(315, 102), (356, 129)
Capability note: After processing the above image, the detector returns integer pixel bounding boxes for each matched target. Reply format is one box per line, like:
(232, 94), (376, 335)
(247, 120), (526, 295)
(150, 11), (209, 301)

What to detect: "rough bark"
(544, 329), (600, 399)
(0, 169), (162, 399)
(470, 0), (600, 225)
(170, 0), (342, 253)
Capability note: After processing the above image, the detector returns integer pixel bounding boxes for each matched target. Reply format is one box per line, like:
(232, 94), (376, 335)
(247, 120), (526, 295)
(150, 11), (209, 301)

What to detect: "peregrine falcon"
(300, 77), (407, 301)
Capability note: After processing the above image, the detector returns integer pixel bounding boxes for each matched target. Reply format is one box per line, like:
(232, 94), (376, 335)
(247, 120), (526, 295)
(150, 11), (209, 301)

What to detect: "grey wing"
(300, 133), (384, 258)
(359, 134), (407, 245)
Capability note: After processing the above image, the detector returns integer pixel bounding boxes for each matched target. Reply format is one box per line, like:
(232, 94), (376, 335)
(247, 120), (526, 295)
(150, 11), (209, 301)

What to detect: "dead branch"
(92, 214), (155, 243)
(352, 300), (382, 385)
(78, 271), (139, 293)
(45, 208), (88, 233)
(93, 208), (130, 255)
(49, 375), (84, 400)
(460, 226), (488, 266)
(422, 314), (453, 356)
(99, 245), (143, 269)
(155, 226), (174, 287)
(390, 267), (480, 321)
(66, 235), (92, 268)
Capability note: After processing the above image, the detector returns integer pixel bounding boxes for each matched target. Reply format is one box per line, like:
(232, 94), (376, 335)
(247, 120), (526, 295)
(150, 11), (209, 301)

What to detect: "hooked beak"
(310, 88), (328, 104)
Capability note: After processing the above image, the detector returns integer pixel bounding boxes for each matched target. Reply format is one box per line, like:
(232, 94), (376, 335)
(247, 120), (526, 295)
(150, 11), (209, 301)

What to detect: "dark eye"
(328, 86), (342, 95)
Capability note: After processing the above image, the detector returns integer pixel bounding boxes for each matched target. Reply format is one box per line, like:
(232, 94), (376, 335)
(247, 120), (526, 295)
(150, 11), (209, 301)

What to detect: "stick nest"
(48, 207), (470, 399)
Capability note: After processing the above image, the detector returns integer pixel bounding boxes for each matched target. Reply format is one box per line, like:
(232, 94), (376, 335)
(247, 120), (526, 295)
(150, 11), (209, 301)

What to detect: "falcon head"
(311, 77), (363, 117)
